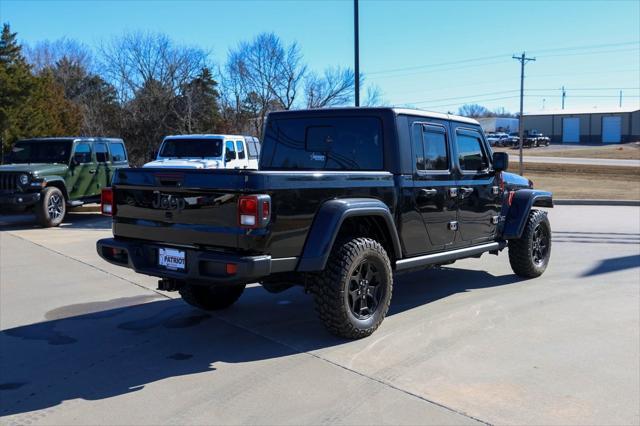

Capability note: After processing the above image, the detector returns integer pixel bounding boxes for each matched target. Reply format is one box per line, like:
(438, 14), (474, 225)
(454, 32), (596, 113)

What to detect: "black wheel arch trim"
(296, 198), (402, 272)
(43, 177), (69, 199)
(501, 189), (553, 240)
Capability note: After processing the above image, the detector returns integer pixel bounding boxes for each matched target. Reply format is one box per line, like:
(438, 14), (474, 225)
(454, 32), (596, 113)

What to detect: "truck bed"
(111, 167), (396, 258)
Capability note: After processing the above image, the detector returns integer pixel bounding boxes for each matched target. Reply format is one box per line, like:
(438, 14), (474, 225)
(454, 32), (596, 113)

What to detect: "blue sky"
(2, 0), (639, 113)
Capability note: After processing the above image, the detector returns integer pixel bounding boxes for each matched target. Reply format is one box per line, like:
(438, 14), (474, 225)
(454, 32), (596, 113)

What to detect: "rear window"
(247, 139), (260, 159)
(261, 117), (383, 170)
(159, 138), (223, 158)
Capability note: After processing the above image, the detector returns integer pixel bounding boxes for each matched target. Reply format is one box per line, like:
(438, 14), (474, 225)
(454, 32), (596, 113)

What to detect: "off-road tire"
(179, 283), (245, 311)
(508, 209), (551, 278)
(310, 237), (393, 339)
(35, 186), (66, 227)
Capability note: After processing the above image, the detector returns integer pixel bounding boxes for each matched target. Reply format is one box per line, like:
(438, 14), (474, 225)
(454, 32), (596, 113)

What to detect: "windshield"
(6, 140), (72, 164)
(159, 138), (223, 158)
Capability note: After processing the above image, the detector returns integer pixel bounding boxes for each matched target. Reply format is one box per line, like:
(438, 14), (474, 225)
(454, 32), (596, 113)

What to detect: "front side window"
(95, 143), (109, 163)
(225, 141), (236, 161)
(236, 141), (245, 159)
(456, 132), (489, 172)
(73, 143), (93, 164)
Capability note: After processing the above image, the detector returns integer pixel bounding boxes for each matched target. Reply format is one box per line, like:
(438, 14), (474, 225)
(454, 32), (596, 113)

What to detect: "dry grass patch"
(495, 142), (640, 160)
(516, 162), (640, 200)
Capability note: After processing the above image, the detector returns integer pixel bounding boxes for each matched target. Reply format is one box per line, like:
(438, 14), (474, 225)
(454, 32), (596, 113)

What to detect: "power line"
(367, 40), (639, 76)
(368, 59), (511, 80)
(405, 89), (519, 105)
(367, 54), (508, 75)
(536, 47), (639, 58)
(401, 95), (521, 110)
(529, 40), (639, 54)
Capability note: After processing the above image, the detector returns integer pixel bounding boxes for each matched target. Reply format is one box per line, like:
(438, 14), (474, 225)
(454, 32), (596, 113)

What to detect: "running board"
(395, 242), (506, 272)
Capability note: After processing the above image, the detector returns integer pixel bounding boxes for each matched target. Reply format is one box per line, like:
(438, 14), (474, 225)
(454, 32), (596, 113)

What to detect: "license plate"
(158, 248), (186, 271)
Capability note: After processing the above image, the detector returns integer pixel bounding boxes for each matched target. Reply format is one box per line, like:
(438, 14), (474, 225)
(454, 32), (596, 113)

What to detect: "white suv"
(144, 135), (261, 169)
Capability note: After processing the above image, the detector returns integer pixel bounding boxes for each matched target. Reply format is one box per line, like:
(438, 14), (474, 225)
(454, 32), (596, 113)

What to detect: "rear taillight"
(101, 187), (115, 216)
(238, 195), (271, 228)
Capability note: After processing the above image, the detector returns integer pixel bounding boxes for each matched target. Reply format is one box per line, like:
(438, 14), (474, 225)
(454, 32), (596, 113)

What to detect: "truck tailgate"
(112, 168), (247, 249)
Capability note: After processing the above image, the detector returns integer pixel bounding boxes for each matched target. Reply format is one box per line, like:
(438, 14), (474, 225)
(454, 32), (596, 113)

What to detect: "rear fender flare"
(297, 198), (402, 272)
(501, 189), (553, 240)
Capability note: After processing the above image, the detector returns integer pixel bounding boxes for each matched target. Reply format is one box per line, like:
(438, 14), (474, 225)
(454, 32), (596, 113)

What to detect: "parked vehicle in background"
(505, 132), (520, 147)
(0, 137), (128, 227)
(524, 130), (551, 147)
(98, 107), (553, 339)
(493, 132), (510, 146)
(485, 132), (499, 146)
(144, 135), (261, 169)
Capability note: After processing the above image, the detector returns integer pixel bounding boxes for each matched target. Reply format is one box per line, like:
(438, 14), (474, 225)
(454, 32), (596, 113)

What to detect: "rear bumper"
(96, 238), (297, 285)
(0, 192), (41, 207)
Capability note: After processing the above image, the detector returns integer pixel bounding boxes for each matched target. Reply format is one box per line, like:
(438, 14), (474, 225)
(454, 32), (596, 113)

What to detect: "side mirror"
(493, 152), (509, 172)
(70, 157), (79, 167)
(225, 150), (235, 162)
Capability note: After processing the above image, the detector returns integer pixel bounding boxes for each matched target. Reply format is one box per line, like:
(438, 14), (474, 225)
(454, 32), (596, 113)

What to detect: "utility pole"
(619, 90), (622, 107)
(561, 86), (566, 109)
(513, 52), (536, 176)
(354, 0), (360, 107)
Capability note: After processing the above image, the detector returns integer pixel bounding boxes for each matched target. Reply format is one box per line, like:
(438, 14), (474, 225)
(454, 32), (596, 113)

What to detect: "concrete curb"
(71, 204), (101, 213)
(554, 199), (640, 206)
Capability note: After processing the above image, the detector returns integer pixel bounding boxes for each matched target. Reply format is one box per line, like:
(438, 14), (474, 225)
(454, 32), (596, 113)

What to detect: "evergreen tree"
(0, 24), (81, 158)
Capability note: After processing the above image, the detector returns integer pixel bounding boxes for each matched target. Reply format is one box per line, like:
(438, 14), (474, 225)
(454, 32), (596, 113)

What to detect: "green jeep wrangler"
(0, 137), (129, 227)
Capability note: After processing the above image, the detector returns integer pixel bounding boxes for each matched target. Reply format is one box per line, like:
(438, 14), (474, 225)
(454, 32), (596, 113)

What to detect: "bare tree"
(25, 38), (93, 73)
(363, 84), (384, 107)
(100, 32), (209, 103)
(224, 33), (306, 135)
(457, 104), (491, 118)
(270, 42), (306, 109)
(305, 67), (355, 109)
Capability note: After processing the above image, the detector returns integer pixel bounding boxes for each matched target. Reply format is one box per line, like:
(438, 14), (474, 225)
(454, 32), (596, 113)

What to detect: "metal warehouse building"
(522, 107), (640, 144)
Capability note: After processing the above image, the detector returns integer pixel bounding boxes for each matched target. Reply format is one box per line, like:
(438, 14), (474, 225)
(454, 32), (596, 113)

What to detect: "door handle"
(89, 169), (97, 174)
(420, 188), (438, 198)
(460, 187), (474, 198)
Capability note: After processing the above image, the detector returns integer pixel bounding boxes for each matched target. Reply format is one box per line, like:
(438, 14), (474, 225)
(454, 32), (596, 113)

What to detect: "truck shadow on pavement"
(0, 267), (522, 418)
(0, 211), (110, 231)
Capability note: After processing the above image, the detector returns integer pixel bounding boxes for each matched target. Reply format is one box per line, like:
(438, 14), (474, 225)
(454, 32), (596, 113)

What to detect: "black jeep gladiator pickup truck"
(97, 108), (553, 339)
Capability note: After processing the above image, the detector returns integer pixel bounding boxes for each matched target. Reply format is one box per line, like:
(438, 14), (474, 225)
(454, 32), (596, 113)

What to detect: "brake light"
(101, 187), (115, 216)
(238, 195), (271, 228)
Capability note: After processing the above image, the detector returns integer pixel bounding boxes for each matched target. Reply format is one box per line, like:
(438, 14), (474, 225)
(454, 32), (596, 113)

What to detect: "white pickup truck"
(144, 134), (261, 169)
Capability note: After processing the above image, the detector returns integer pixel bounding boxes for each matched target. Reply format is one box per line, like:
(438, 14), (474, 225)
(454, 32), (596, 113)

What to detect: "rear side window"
(109, 143), (127, 162)
(412, 124), (449, 171)
(95, 143), (109, 163)
(261, 117), (383, 170)
(246, 139), (260, 159)
(456, 132), (489, 172)
(73, 143), (92, 164)
(236, 141), (245, 159)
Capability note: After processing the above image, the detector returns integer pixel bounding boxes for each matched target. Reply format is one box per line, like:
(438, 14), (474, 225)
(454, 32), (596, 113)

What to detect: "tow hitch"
(157, 278), (181, 292)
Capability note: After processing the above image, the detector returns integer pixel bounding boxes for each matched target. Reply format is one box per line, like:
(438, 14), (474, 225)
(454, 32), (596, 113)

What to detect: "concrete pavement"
(1, 206), (639, 425)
